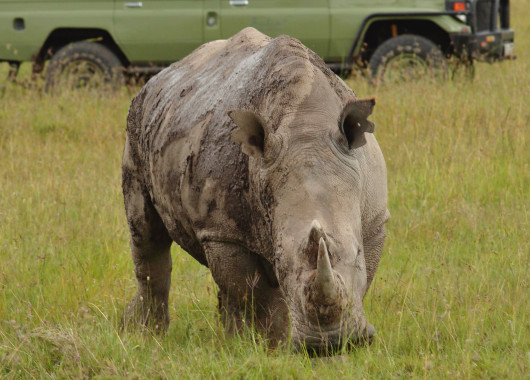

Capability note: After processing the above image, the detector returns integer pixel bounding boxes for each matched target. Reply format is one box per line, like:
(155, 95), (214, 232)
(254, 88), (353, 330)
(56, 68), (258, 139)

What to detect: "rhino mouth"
(291, 319), (374, 354)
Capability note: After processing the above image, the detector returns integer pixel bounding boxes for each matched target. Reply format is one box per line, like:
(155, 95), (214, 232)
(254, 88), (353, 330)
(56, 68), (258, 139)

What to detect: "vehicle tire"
(368, 34), (447, 84)
(45, 42), (124, 92)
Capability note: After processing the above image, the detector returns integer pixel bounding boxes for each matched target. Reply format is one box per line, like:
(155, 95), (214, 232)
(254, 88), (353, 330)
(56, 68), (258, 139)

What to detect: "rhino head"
(228, 70), (379, 351)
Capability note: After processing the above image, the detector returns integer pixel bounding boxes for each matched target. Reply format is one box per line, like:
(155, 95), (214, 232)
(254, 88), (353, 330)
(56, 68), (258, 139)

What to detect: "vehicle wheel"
(368, 34), (447, 83)
(45, 42), (124, 92)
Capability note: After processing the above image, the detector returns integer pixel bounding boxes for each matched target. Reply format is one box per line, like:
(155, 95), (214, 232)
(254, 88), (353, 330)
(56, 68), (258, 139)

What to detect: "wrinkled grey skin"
(122, 28), (389, 350)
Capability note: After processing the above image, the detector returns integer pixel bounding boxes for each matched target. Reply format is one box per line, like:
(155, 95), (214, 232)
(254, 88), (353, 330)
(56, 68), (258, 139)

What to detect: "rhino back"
(125, 27), (368, 257)
(125, 29), (276, 255)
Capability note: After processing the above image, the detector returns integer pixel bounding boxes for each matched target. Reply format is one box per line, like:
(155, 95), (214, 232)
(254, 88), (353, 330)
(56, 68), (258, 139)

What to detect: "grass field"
(1, 4), (529, 379)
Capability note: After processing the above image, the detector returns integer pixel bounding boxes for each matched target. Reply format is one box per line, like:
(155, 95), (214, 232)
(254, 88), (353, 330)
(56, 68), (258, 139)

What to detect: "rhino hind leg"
(203, 242), (289, 345)
(122, 151), (173, 331)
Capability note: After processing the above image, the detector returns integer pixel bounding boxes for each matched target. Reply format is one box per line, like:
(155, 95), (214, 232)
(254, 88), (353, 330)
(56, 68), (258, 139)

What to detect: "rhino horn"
(314, 237), (338, 304)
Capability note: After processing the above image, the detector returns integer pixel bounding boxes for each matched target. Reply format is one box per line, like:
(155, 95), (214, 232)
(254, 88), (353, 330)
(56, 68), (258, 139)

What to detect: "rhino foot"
(121, 292), (170, 332)
(205, 241), (289, 347)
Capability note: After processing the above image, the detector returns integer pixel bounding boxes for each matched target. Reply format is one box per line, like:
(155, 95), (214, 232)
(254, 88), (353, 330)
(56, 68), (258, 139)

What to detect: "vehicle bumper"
(451, 29), (515, 62)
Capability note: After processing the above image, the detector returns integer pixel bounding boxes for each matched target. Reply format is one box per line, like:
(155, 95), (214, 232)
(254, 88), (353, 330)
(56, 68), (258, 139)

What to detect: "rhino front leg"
(124, 235), (172, 331)
(122, 143), (173, 331)
(203, 242), (289, 345)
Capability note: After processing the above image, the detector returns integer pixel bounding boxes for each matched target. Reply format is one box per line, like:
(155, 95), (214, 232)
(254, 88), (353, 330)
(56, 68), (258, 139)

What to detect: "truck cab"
(0, 0), (515, 88)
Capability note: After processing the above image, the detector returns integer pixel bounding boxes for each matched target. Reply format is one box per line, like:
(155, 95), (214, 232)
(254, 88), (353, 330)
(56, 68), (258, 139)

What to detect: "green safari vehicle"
(0, 0), (515, 88)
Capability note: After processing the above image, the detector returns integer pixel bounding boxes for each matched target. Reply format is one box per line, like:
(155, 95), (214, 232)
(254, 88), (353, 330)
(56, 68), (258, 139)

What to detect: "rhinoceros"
(122, 27), (389, 350)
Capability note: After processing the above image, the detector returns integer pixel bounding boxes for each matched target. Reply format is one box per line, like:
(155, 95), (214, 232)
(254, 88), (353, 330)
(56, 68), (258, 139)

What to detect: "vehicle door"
(113, 0), (204, 64)
(215, 0), (330, 58)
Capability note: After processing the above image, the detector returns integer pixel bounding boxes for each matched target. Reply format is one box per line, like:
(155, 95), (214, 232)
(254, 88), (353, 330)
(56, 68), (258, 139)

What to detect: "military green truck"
(0, 0), (514, 88)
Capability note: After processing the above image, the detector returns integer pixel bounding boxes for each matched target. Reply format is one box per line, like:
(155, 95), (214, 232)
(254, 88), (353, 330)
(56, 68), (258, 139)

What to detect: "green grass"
(1, 4), (529, 378)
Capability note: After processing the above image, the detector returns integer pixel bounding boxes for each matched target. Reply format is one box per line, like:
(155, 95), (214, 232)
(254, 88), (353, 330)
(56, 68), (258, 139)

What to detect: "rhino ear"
(340, 97), (375, 149)
(228, 110), (267, 158)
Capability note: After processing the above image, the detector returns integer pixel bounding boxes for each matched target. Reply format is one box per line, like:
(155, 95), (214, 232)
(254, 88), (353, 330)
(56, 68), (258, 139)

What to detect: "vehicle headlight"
(456, 15), (467, 23)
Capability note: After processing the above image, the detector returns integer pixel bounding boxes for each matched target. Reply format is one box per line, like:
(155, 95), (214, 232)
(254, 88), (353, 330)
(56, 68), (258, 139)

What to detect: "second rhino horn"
(315, 237), (338, 304)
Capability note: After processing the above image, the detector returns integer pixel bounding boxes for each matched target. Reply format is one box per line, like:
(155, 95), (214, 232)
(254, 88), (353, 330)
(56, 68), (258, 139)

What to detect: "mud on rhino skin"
(122, 27), (389, 350)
